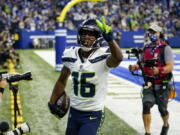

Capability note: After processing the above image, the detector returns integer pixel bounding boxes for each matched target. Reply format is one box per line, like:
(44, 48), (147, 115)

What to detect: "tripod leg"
(11, 84), (19, 128)
(14, 92), (17, 128)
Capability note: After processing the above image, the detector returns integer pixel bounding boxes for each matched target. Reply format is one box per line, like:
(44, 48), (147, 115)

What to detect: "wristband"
(0, 88), (4, 94)
(102, 32), (114, 42)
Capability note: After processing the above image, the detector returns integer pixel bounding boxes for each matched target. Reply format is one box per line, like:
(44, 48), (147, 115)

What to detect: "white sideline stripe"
(174, 65), (180, 70)
(173, 71), (180, 75)
(175, 60), (180, 63)
(34, 50), (180, 135)
(34, 51), (56, 67)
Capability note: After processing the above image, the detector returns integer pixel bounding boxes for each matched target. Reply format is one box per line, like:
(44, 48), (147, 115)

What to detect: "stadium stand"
(0, 0), (179, 34)
(0, 0), (179, 49)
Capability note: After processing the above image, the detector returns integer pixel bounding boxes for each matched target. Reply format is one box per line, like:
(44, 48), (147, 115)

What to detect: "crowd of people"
(0, 30), (20, 69)
(67, 0), (179, 37)
(0, 0), (179, 35)
(0, 0), (179, 54)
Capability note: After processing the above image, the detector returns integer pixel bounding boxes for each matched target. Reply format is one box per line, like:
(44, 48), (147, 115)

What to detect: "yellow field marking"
(10, 104), (22, 109)
(8, 60), (25, 128)
(10, 99), (21, 104)
(11, 116), (24, 122)
(10, 92), (20, 99)
(11, 110), (23, 115)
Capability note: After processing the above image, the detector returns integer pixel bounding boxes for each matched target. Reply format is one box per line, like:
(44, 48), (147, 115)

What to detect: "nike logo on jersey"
(90, 116), (97, 120)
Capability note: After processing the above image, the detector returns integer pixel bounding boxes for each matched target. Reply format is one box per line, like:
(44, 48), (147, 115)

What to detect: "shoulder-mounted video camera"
(0, 72), (32, 83)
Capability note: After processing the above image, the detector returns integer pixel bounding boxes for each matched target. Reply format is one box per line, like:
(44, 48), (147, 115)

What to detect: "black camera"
(144, 59), (158, 67)
(0, 72), (32, 83)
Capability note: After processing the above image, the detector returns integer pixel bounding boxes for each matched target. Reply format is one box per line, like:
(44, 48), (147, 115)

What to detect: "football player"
(48, 16), (123, 135)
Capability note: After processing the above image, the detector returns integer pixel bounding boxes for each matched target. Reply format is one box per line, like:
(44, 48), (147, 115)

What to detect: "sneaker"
(145, 133), (151, 135)
(160, 124), (169, 135)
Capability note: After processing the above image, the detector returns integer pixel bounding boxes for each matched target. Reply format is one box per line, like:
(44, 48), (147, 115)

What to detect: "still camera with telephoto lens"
(0, 72), (32, 83)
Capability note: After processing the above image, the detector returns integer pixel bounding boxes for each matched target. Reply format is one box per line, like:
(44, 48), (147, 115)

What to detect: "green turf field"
(0, 49), (140, 135)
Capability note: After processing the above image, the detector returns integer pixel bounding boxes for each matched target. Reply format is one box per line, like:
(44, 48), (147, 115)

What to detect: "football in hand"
(56, 91), (70, 118)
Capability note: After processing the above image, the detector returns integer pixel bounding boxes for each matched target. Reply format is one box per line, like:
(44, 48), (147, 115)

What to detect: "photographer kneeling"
(129, 24), (174, 135)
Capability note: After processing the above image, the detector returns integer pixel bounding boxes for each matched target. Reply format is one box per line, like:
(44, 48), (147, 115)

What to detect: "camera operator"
(129, 24), (174, 135)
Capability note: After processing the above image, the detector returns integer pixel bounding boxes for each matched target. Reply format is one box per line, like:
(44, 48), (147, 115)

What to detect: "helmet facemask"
(79, 29), (102, 52)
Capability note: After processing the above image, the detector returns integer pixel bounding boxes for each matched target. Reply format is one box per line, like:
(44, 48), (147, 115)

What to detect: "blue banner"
(18, 29), (180, 49)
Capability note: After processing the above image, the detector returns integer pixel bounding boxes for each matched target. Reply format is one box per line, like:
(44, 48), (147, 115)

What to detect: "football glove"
(48, 103), (62, 120)
(96, 16), (113, 42)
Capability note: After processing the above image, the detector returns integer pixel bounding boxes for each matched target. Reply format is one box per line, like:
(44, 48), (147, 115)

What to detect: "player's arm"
(96, 16), (123, 67)
(106, 40), (123, 67)
(49, 66), (71, 104)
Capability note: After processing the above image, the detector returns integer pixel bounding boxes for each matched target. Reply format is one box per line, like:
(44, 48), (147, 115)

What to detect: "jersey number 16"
(72, 72), (95, 98)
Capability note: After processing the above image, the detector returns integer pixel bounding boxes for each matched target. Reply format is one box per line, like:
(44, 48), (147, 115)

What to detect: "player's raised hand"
(96, 16), (112, 33)
(96, 16), (113, 42)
